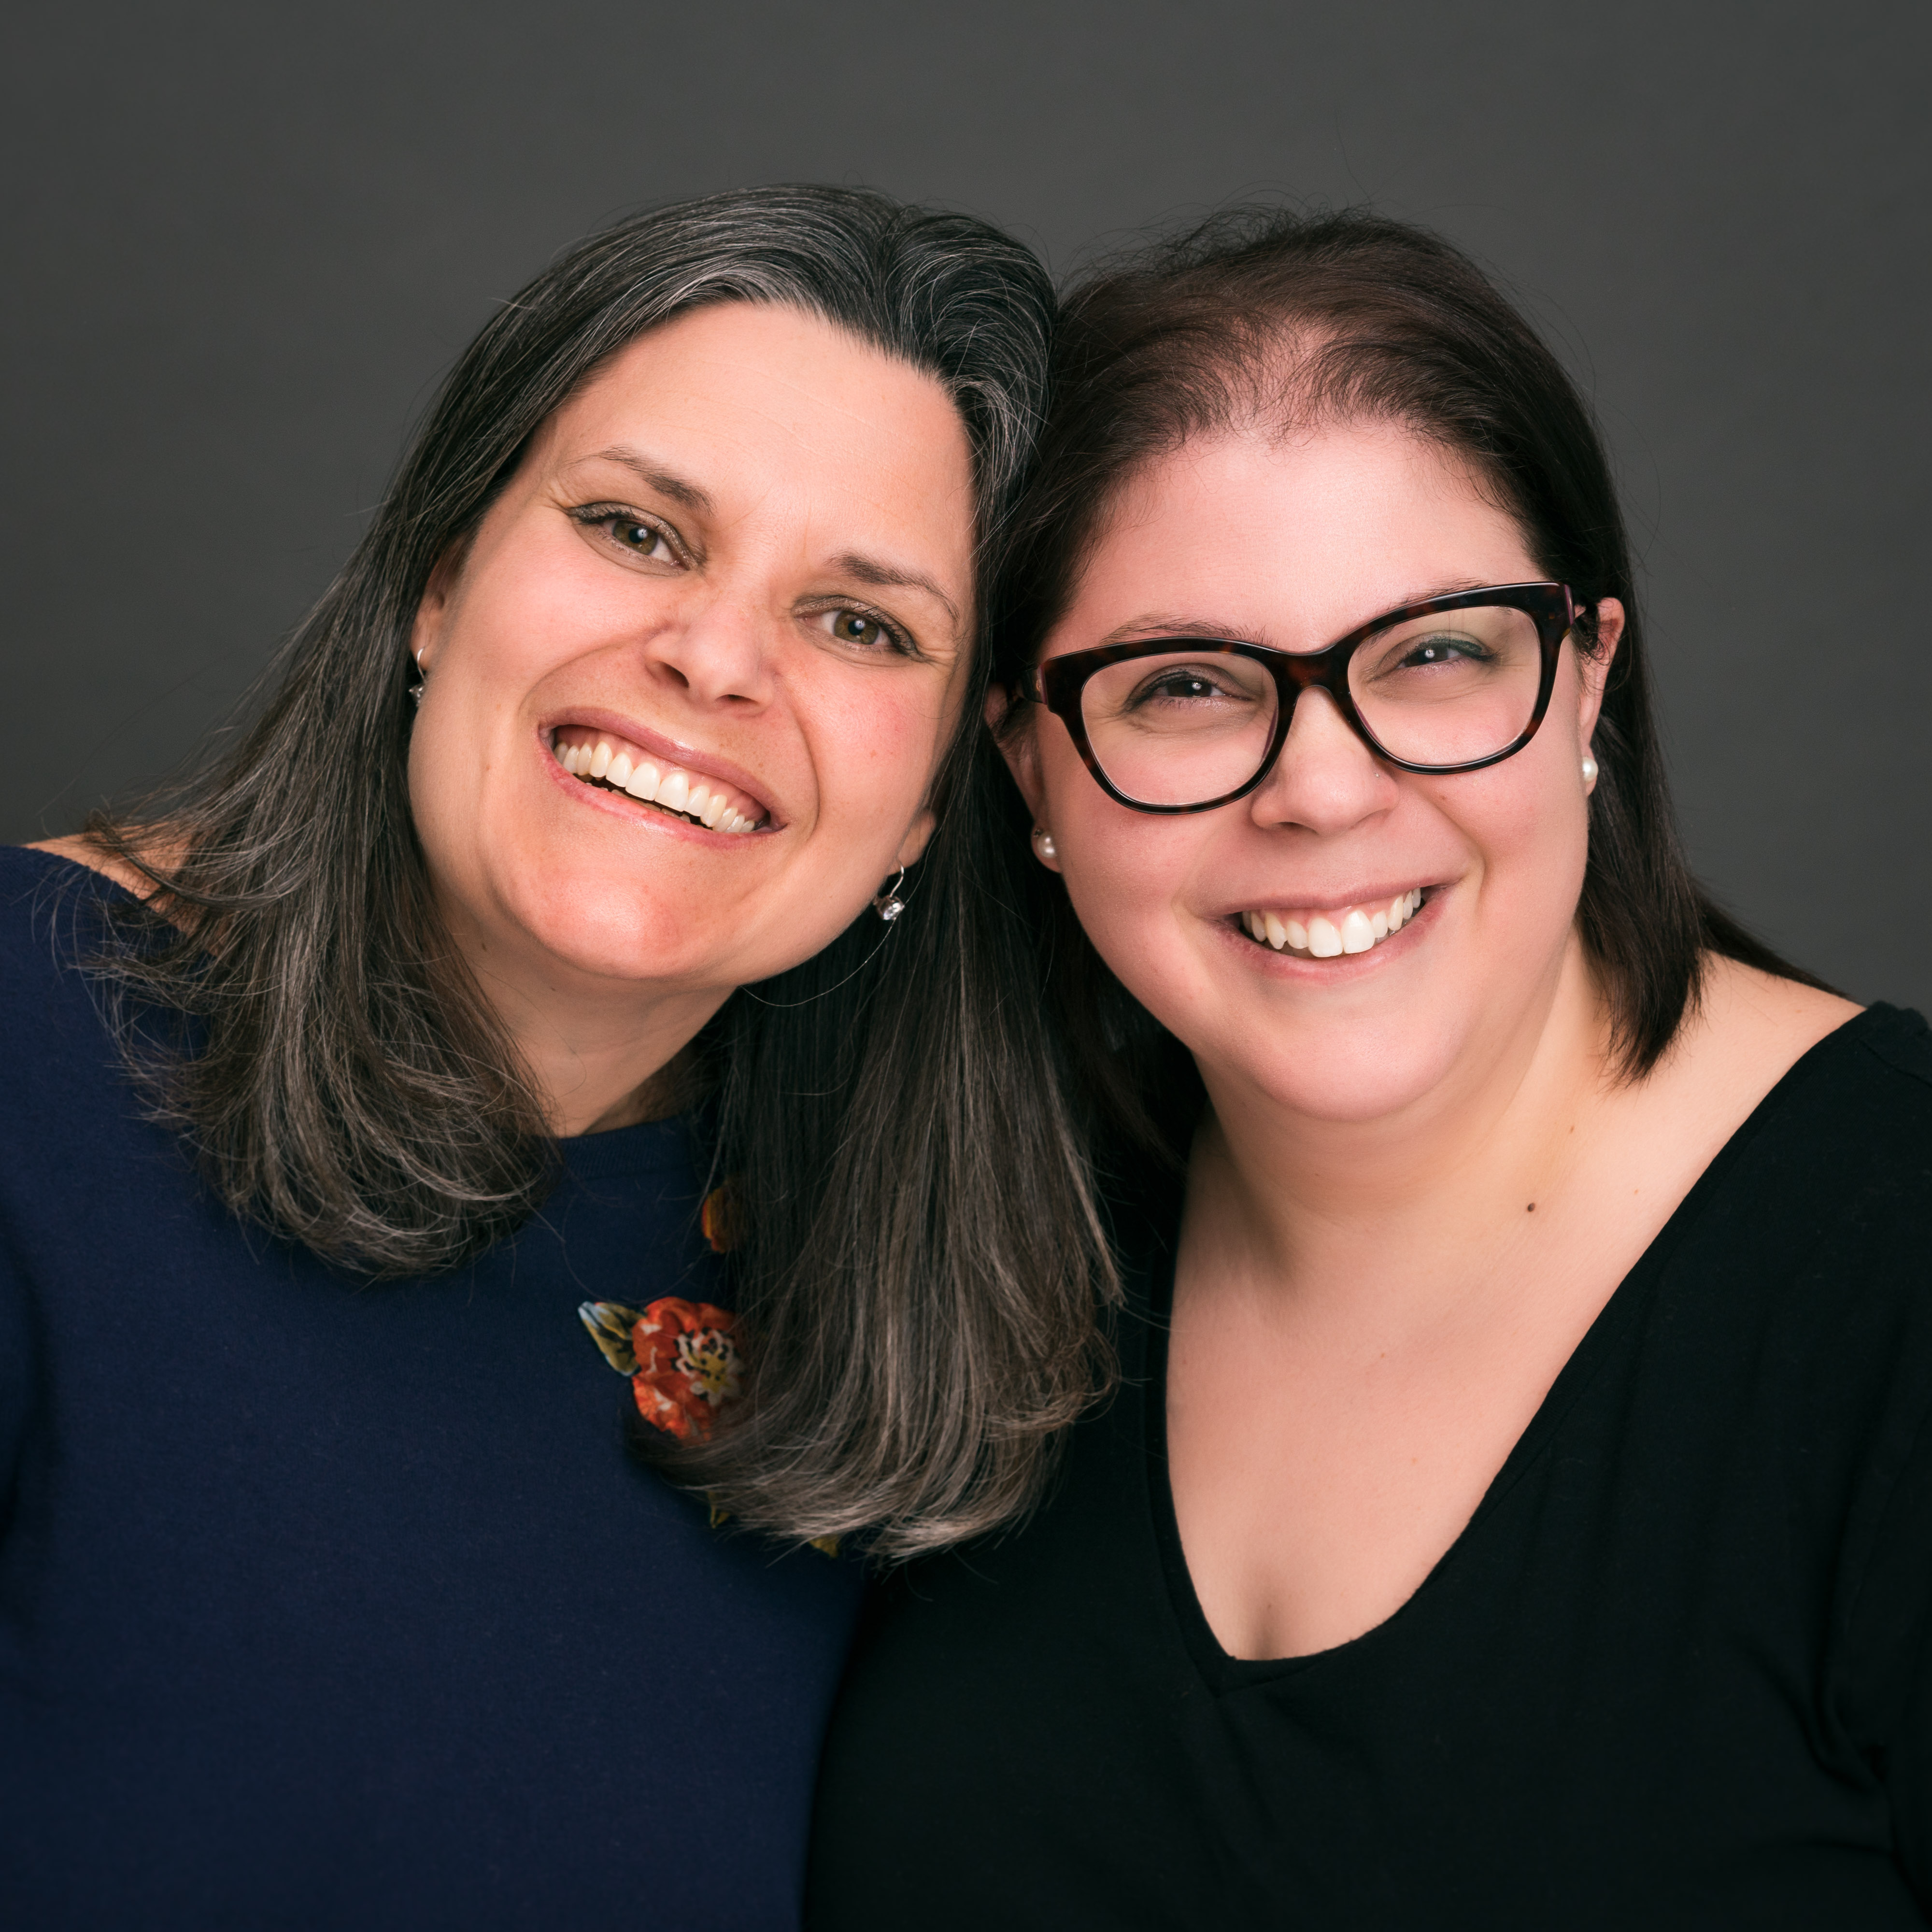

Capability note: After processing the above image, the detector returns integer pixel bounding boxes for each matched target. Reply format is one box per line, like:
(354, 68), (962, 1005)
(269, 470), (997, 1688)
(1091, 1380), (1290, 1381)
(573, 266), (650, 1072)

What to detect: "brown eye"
(568, 504), (682, 566)
(816, 608), (909, 655)
(833, 611), (883, 647)
(611, 519), (673, 561)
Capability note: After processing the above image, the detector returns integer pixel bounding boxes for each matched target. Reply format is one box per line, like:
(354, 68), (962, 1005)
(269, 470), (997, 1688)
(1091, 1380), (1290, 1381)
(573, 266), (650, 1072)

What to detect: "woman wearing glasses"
(810, 212), (1932, 1924)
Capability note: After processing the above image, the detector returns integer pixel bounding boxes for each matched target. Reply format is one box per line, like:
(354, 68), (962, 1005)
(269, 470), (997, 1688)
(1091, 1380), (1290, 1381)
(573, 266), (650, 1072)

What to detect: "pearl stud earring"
(1580, 755), (1598, 785)
(1032, 826), (1057, 862)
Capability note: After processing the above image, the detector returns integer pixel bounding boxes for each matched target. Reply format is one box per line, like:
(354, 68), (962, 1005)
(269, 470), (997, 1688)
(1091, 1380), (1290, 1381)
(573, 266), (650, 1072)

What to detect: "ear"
(984, 685), (1049, 825)
(1576, 597), (1624, 749)
(895, 807), (938, 870)
(409, 548), (464, 675)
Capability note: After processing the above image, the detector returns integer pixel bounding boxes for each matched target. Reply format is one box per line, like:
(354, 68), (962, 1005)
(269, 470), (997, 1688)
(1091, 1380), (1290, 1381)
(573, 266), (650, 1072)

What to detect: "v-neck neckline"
(1134, 1009), (1872, 1693)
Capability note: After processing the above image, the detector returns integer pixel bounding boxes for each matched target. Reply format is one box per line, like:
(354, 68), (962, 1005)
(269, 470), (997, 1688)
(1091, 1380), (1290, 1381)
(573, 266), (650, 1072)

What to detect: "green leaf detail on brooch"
(579, 1300), (642, 1376)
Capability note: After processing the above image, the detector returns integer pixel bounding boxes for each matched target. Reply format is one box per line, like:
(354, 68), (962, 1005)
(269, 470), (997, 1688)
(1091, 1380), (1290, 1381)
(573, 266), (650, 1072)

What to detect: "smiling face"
(1009, 416), (1622, 1128)
(407, 299), (976, 1020)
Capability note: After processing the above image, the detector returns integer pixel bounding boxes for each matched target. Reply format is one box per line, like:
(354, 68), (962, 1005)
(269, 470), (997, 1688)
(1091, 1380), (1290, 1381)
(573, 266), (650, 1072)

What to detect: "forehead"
(1059, 418), (1538, 652)
(544, 301), (973, 502)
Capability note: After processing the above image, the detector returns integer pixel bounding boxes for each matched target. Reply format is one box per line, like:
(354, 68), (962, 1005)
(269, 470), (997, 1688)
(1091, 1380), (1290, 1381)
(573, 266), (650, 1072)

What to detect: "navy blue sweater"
(0, 846), (863, 1929)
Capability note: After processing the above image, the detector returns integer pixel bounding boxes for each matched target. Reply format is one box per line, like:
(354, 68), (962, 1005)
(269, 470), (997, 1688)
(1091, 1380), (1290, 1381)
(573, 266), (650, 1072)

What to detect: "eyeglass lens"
(1077, 602), (1548, 806)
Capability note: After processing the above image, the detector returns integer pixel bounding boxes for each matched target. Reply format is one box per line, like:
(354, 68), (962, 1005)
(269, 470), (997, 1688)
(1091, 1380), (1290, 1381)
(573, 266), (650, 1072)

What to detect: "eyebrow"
(1095, 612), (1251, 648)
(830, 552), (962, 628)
(574, 450), (961, 626)
(1094, 581), (1507, 649)
(581, 446), (716, 515)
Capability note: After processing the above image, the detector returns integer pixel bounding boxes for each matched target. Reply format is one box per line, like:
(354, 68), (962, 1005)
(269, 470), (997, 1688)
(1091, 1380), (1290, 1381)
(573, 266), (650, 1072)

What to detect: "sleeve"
(0, 1224), (41, 1541)
(1839, 1262), (1932, 1912)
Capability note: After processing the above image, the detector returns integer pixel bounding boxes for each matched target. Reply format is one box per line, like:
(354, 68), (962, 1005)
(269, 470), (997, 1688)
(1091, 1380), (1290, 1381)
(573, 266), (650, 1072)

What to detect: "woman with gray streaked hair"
(0, 185), (1106, 1926)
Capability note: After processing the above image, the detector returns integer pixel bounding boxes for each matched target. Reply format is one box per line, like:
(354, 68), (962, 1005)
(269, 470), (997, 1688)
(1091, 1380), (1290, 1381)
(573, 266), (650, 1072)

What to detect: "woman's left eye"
(815, 608), (910, 655)
(1399, 632), (1486, 668)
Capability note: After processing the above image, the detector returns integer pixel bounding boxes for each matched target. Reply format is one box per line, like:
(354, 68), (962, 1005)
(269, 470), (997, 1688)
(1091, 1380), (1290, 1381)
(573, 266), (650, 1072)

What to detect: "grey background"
(5, 0), (1927, 1007)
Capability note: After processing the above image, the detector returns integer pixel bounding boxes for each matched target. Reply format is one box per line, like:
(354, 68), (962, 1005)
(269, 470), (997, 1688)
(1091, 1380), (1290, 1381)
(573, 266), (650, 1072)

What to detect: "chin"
(1195, 1003), (1478, 1126)
(495, 861), (722, 987)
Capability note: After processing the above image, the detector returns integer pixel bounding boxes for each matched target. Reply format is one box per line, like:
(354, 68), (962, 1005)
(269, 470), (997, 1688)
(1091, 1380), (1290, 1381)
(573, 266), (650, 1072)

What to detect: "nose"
(1246, 684), (1400, 835)
(638, 591), (775, 710)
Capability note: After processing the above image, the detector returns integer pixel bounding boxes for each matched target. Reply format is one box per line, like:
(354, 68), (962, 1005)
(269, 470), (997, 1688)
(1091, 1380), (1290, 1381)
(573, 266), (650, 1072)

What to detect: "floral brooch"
(578, 1183), (841, 1557)
(580, 1295), (745, 1443)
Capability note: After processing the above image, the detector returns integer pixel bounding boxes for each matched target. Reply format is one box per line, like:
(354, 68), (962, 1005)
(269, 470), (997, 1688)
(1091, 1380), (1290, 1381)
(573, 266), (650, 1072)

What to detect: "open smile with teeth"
(1238, 889), (1426, 959)
(551, 729), (767, 835)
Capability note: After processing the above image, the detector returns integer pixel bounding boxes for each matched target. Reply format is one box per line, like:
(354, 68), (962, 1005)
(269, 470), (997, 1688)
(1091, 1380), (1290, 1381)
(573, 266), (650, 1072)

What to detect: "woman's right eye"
(569, 507), (683, 567)
(1130, 665), (1243, 707)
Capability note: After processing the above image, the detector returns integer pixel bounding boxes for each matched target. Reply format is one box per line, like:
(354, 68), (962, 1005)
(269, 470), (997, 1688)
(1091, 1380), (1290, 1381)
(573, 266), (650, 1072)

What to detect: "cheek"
(796, 668), (954, 834)
(1038, 747), (1202, 975)
(1440, 753), (1591, 938)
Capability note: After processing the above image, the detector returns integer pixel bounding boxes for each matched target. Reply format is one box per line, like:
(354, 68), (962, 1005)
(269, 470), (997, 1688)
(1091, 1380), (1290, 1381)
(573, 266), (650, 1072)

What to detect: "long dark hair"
(991, 207), (1830, 1161)
(85, 185), (1114, 1556)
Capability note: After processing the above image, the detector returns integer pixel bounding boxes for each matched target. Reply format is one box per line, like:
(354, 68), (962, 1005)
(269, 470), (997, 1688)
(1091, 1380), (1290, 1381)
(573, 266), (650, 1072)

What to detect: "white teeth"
(1242, 889), (1427, 960)
(557, 736), (761, 830)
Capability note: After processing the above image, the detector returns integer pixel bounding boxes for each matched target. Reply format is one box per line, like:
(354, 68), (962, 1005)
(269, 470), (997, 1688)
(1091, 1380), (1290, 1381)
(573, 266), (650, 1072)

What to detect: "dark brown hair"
(991, 207), (1829, 1159)
(82, 185), (1113, 1557)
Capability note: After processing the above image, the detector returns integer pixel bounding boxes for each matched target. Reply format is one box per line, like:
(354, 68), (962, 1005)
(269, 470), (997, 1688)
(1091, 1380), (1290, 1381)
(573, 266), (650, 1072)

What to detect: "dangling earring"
(408, 648), (426, 709)
(1580, 754), (1598, 786)
(872, 867), (908, 923)
(1031, 826), (1057, 862)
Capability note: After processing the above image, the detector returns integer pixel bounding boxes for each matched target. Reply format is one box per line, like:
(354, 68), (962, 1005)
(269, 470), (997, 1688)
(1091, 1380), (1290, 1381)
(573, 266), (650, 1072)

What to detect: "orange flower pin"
(579, 1296), (745, 1443)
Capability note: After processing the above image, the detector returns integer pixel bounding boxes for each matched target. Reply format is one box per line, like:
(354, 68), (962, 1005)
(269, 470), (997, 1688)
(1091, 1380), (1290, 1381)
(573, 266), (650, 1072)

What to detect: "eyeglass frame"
(1022, 580), (1586, 815)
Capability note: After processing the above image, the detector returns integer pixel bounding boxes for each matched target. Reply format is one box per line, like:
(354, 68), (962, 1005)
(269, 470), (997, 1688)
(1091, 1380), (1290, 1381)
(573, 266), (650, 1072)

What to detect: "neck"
(503, 983), (725, 1137)
(439, 905), (731, 1141)
(1187, 933), (1617, 1325)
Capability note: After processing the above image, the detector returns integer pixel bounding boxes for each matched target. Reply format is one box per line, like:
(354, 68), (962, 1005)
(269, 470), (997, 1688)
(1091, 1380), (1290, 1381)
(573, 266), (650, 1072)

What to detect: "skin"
(1002, 417), (1858, 1661)
(42, 300), (978, 1136)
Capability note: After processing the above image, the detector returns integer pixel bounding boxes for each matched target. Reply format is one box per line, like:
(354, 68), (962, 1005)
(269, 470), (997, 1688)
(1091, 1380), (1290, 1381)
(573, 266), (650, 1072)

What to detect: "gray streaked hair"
(85, 185), (1116, 1556)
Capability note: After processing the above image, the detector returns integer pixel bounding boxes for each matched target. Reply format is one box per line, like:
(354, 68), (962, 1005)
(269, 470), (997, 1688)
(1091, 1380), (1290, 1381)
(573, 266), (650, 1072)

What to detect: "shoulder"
(0, 841), (138, 951)
(1640, 960), (1922, 1183)
(0, 852), (175, 1277)
(1625, 967), (1932, 1341)
(1684, 994), (1932, 1313)
(0, 845), (144, 1065)
(1691, 957), (1867, 1091)
(23, 835), (157, 902)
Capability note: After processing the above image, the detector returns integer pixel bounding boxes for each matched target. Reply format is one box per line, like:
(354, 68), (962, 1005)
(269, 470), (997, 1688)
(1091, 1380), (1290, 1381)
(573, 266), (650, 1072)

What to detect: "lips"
(547, 724), (770, 835)
(1236, 888), (1428, 959)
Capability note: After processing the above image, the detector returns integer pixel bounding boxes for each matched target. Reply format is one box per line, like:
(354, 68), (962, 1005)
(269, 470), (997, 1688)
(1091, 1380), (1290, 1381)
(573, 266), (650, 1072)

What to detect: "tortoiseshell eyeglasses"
(1024, 581), (1585, 814)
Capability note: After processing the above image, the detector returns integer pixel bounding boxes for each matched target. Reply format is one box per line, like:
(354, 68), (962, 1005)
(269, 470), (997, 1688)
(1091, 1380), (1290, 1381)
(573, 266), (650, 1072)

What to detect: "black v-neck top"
(809, 1005), (1932, 1929)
